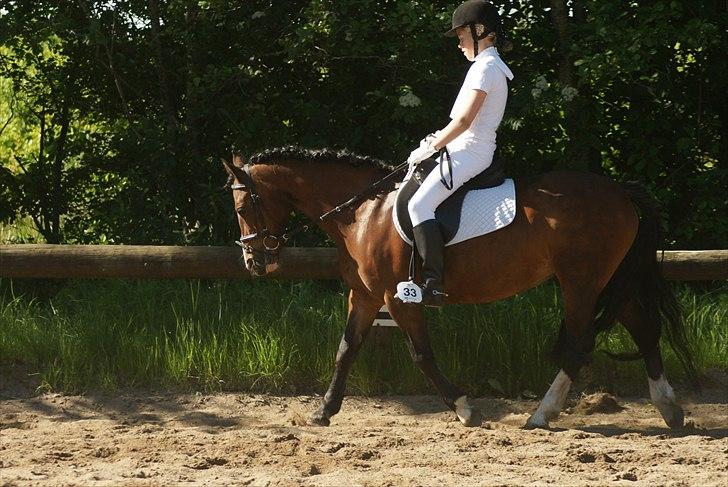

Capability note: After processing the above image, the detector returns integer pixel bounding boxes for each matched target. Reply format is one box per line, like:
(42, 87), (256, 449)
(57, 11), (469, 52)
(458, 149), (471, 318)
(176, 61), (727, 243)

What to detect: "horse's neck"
(266, 161), (392, 241)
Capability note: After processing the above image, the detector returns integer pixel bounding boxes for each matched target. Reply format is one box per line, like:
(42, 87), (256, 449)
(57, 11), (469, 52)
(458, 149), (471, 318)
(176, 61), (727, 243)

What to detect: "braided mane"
(248, 146), (396, 172)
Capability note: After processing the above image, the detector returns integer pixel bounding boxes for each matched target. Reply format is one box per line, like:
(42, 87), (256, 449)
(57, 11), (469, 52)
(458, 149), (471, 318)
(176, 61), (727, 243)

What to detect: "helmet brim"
(444, 25), (461, 37)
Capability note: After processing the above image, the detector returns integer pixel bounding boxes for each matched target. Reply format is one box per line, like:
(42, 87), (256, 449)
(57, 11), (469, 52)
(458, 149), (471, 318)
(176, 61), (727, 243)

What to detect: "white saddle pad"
(393, 178), (517, 247)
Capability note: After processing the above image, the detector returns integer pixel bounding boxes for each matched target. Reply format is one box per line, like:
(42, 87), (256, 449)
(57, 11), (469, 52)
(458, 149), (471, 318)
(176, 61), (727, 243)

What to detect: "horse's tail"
(593, 182), (700, 389)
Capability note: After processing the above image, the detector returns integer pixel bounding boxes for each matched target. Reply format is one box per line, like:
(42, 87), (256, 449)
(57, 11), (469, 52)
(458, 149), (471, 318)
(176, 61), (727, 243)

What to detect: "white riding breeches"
(408, 144), (496, 227)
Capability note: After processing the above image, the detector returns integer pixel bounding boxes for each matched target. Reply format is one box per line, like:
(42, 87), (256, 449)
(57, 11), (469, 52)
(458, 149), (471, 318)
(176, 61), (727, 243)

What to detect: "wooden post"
(0, 245), (340, 280)
(658, 250), (728, 281)
(0, 245), (726, 281)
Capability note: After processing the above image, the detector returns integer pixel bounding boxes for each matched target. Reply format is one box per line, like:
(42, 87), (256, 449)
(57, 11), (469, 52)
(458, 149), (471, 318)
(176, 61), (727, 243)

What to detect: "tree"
(0, 1), (725, 248)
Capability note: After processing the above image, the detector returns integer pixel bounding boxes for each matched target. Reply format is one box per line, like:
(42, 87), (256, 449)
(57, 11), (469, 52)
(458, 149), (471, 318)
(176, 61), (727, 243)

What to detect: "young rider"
(407, 0), (514, 307)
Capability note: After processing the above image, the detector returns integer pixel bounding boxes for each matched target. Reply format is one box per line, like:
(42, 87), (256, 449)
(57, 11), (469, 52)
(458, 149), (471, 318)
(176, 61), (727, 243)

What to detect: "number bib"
(396, 280), (423, 304)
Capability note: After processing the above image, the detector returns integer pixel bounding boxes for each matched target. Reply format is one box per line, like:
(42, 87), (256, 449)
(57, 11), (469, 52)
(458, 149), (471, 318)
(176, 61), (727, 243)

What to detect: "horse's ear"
(232, 153), (245, 168)
(221, 158), (242, 178)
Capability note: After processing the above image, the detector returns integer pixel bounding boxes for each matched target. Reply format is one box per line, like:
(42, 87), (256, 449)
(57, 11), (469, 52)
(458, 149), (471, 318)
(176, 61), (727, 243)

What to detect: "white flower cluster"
(530, 76), (579, 102)
(251, 11), (265, 19)
(561, 86), (579, 102)
(531, 75), (549, 99)
(399, 91), (421, 107)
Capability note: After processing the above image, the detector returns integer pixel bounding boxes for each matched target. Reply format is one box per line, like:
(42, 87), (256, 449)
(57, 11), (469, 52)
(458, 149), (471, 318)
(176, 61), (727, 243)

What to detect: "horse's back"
(516, 170), (630, 202)
(514, 170), (637, 232)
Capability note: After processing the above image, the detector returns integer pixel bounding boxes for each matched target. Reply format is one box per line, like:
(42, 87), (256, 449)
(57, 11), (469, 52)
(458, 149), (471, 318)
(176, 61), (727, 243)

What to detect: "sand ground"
(1, 383), (726, 486)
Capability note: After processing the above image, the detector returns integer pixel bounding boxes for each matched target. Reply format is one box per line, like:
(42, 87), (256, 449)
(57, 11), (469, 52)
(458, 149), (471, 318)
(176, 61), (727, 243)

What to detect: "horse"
(222, 146), (697, 430)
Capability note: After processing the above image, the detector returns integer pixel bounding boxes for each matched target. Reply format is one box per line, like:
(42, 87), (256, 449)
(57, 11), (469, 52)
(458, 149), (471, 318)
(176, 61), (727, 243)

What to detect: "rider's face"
(456, 26), (494, 61)
(456, 27), (475, 61)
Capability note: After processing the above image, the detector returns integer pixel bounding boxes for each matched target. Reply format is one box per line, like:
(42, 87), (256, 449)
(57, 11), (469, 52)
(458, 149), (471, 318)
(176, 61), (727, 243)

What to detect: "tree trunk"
(549, 0), (602, 174)
(183, 1), (202, 171)
(35, 110), (52, 242)
(48, 101), (71, 244)
(149, 0), (177, 145)
(181, 0), (203, 235)
(184, 0), (201, 160)
(549, 0), (572, 87)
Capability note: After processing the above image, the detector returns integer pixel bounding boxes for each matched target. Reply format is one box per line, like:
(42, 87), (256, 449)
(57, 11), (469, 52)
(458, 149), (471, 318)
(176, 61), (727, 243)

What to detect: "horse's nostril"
(250, 262), (267, 276)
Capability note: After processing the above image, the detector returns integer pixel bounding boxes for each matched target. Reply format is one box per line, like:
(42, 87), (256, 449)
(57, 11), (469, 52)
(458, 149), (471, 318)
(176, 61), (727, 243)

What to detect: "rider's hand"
(424, 133), (437, 148)
(407, 139), (436, 166)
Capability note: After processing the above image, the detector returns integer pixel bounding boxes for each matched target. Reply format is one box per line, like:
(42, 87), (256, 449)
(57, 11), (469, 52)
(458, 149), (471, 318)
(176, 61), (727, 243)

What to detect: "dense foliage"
(1, 1), (726, 247)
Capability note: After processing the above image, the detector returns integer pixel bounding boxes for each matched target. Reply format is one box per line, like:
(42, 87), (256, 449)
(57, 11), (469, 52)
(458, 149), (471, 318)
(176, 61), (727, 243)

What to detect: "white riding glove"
(406, 135), (437, 167)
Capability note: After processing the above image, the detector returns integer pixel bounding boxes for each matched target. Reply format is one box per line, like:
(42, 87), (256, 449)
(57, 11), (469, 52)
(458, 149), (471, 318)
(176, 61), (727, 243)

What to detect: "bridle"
(229, 164), (287, 267)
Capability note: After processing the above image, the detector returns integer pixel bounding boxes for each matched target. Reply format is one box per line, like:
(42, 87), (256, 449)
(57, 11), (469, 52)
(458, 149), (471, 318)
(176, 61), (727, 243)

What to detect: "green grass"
(0, 278), (726, 397)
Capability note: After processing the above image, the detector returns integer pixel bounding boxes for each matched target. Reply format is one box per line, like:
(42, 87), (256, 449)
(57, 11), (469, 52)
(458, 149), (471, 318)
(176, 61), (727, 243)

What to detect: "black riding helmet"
(444, 0), (505, 57)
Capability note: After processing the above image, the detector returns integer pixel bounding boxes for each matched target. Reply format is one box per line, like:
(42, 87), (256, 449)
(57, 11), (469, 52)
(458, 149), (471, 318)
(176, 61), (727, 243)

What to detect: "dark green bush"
(1, 1), (725, 247)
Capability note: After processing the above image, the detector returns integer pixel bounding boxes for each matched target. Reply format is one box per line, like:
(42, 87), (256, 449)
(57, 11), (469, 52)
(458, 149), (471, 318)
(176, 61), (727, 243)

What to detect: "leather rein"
(229, 160), (410, 264)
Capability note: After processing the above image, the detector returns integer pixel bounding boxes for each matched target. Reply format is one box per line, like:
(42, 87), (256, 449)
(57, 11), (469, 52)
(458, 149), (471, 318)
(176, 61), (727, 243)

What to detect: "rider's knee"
(408, 196), (433, 224)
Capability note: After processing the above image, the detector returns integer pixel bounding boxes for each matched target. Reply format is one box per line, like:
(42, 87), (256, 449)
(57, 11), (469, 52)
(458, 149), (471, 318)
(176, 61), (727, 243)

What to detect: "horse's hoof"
(460, 407), (483, 427)
(663, 404), (685, 429)
(654, 398), (684, 429)
(523, 413), (549, 430)
(309, 415), (330, 426)
(309, 409), (331, 427)
(455, 396), (481, 427)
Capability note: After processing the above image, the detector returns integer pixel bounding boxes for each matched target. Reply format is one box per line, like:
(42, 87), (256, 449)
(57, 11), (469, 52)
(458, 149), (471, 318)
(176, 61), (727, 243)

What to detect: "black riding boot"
(412, 219), (447, 307)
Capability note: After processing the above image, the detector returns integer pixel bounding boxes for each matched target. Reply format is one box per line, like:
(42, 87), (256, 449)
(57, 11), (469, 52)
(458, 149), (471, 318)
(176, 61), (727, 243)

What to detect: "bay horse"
(223, 146), (697, 430)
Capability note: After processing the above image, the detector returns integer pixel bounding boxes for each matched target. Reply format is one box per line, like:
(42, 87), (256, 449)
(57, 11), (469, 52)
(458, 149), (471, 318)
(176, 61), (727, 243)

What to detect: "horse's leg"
(526, 282), (600, 429)
(309, 289), (380, 426)
(385, 296), (481, 427)
(617, 298), (684, 428)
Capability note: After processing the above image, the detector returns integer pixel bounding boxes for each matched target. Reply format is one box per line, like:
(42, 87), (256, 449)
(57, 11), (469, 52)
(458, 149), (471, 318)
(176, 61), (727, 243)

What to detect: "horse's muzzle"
(250, 263), (268, 277)
(245, 256), (268, 276)
(240, 245), (267, 276)
(240, 239), (278, 277)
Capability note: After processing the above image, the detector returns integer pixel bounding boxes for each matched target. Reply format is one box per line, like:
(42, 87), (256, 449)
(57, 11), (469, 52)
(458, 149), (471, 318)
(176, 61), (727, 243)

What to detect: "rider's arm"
(428, 89), (487, 150)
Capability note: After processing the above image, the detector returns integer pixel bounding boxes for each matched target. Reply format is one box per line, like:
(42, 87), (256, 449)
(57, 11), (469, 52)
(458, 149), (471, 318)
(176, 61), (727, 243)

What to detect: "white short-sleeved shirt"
(447, 47), (513, 160)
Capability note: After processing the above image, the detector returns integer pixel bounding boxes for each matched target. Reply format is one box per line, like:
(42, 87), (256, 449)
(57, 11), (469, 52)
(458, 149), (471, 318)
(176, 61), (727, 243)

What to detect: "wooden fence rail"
(1, 245), (726, 281)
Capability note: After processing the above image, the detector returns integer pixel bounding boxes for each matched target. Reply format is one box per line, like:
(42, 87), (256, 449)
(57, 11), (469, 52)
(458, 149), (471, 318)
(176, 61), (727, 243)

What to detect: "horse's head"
(222, 154), (291, 276)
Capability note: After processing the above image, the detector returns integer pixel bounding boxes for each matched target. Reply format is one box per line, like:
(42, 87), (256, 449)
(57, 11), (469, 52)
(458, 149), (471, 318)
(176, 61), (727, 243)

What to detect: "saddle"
(394, 157), (507, 244)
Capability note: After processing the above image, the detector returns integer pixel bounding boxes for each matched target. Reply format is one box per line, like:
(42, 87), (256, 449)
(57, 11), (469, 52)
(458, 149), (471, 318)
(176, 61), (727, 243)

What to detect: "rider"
(407, 0), (513, 307)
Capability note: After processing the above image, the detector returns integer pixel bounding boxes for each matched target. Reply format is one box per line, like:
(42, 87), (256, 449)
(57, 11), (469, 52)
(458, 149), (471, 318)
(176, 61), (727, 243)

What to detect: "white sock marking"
(455, 395), (473, 424)
(649, 374), (676, 407)
(529, 370), (572, 426)
(648, 374), (683, 427)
